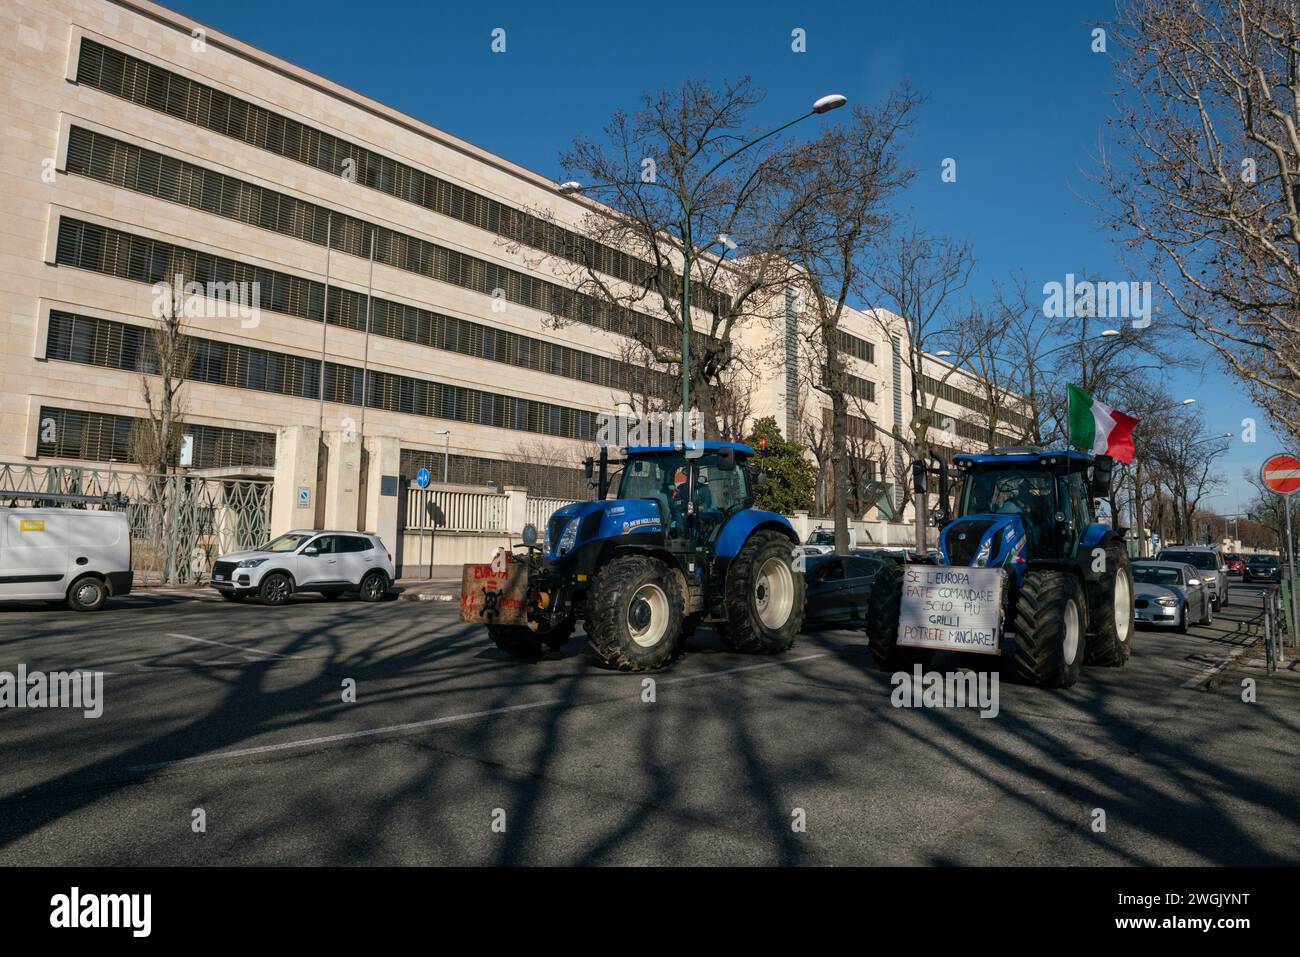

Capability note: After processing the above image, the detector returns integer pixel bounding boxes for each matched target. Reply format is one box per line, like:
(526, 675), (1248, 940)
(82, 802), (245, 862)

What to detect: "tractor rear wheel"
(864, 562), (933, 672)
(1013, 570), (1085, 688)
(587, 555), (683, 671)
(723, 531), (803, 654)
(1085, 546), (1134, 668)
(487, 619), (573, 660)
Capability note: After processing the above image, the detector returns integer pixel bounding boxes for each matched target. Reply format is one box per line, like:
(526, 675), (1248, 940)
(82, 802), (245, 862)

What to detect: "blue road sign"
(416, 468), (431, 489)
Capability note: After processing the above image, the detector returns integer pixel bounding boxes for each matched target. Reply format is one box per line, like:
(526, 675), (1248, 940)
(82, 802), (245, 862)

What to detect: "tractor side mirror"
(716, 446), (736, 471)
(584, 457), (594, 480)
(1090, 455), (1115, 499)
(753, 470), (771, 490)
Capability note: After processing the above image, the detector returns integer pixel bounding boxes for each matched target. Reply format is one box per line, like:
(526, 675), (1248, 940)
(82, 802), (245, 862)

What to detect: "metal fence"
(526, 497), (575, 529)
(404, 487), (507, 532)
(0, 462), (271, 586)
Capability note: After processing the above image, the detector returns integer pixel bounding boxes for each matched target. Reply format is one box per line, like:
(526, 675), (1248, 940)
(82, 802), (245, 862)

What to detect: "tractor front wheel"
(1085, 546), (1134, 668)
(587, 556), (683, 671)
(864, 562), (933, 672)
(488, 619), (573, 660)
(1013, 570), (1085, 688)
(723, 532), (804, 654)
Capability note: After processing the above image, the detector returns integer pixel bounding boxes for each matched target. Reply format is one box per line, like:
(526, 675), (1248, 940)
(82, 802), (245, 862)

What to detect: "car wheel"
(1176, 604), (1189, 634)
(259, 572), (293, 606)
(358, 570), (388, 602)
(1200, 600), (1213, 626)
(67, 576), (107, 612)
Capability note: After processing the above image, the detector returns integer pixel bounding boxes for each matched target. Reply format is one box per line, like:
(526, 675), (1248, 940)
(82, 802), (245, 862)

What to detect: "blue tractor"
(486, 441), (805, 671)
(864, 447), (1135, 688)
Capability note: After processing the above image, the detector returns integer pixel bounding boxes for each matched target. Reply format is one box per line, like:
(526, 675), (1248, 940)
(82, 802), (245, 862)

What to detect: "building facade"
(1, 0), (1026, 559)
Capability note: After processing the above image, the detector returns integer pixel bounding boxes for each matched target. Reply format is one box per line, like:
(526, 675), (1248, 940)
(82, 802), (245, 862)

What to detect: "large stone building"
(1, 0), (1027, 561)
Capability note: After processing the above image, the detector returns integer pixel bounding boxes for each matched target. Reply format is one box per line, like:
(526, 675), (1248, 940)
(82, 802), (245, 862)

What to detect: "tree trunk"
(831, 391), (850, 554)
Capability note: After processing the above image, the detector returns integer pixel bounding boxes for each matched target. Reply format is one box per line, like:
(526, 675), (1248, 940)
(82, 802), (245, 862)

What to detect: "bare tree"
(131, 287), (193, 476)
(777, 89), (919, 551)
(525, 77), (822, 439)
(1147, 408), (1230, 543)
(865, 228), (981, 548)
(1102, 0), (1300, 445)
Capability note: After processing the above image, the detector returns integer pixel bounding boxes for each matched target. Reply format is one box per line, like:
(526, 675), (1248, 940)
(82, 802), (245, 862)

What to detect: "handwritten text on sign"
(898, 564), (1003, 656)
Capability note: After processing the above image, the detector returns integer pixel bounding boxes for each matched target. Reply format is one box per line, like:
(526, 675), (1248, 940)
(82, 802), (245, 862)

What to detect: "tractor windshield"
(613, 452), (747, 539)
(960, 467), (1056, 525)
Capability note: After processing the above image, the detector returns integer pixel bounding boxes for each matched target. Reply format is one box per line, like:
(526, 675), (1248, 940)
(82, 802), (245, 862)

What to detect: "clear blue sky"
(164, 0), (1285, 512)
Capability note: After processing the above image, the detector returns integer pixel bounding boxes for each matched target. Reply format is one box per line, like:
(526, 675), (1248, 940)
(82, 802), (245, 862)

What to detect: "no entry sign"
(1261, 453), (1300, 495)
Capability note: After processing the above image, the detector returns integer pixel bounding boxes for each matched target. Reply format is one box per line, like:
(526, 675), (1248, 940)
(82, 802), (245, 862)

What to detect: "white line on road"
(1181, 641), (1257, 689)
(164, 633), (300, 660)
(128, 653), (829, 773)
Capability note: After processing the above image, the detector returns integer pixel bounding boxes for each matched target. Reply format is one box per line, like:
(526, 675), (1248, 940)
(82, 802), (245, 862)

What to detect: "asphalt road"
(0, 582), (1296, 865)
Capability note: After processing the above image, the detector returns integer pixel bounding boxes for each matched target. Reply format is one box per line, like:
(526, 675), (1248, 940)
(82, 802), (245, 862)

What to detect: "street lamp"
(557, 93), (847, 447)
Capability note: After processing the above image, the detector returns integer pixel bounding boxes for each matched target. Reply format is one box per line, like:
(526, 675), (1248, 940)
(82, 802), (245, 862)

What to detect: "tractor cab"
(941, 448), (1112, 577)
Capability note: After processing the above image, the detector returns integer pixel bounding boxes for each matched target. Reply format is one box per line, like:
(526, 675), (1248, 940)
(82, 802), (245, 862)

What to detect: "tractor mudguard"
(714, 510), (798, 560)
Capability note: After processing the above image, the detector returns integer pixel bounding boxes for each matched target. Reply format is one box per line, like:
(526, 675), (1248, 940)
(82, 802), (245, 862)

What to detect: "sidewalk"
(395, 574), (461, 602)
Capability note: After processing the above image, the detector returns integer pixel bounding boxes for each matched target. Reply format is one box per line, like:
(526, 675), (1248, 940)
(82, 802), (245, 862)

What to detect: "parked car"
(210, 530), (394, 605)
(1156, 546), (1229, 606)
(850, 545), (939, 565)
(0, 506), (131, 611)
(1131, 560), (1213, 632)
(799, 526), (857, 557)
(1225, 555), (1244, 576)
(802, 553), (889, 627)
(1243, 554), (1281, 584)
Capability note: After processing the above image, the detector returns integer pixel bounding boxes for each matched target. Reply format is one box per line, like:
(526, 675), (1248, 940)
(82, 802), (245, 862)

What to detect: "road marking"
(164, 633), (300, 660)
(1181, 642), (1256, 689)
(129, 653), (829, 773)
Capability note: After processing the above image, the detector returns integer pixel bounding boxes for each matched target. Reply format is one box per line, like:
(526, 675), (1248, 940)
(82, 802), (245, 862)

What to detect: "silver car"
(1156, 546), (1230, 607)
(1132, 560), (1213, 632)
(210, 530), (395, 605)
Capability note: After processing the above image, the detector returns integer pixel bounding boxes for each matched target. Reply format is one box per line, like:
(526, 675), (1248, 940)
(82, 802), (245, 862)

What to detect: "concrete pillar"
(322, 430), (363, 531)
(503, 485), (528, 534)
(362, 434), (402, 559)
(271, 425), (320, 536)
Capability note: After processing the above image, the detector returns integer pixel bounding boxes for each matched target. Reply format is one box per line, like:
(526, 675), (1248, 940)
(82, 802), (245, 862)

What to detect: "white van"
(0, 507), (131, 610)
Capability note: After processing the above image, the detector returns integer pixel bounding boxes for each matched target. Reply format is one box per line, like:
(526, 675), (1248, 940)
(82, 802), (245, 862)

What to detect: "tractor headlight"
(1156, 596), (1178, 607)
(557, 519), (579, 556)
(971, 537), (993, 568)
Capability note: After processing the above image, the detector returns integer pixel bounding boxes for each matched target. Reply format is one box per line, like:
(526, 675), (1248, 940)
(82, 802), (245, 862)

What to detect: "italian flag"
(1067, 384), (1139, 464)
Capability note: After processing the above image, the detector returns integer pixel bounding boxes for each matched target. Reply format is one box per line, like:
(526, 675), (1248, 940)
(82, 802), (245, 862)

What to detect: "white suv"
(211, 530), (394, 605)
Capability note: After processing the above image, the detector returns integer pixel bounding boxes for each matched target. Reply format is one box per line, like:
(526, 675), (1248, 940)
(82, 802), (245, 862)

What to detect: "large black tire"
(587, 555), (683, 671)
(358, 570), (389, 602)
(1012, 570), (1086, 688)
(488, 619), (574, 659)
(863, 562), (933, 672)
(66, 575), (107, 612)
(259, 571), (293, 606)
(1085, 546), (1134, 668)
(722, 531), (803, 654)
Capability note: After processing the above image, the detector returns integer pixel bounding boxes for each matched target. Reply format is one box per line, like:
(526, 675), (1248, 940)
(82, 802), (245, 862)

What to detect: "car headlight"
(557, 519), (579, 555)
(1156, 596), (1178, 607)
(237, 558), (268, 568)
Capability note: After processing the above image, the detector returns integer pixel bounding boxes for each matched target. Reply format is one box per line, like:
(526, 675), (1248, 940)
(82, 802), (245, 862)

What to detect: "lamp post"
(558, 93), (846, 448)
